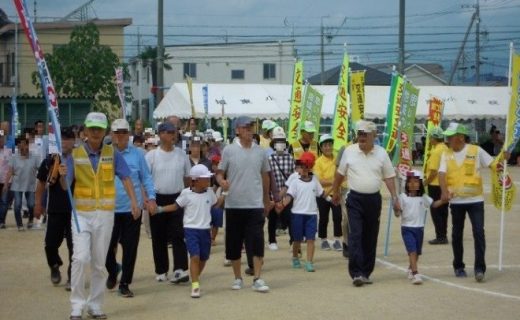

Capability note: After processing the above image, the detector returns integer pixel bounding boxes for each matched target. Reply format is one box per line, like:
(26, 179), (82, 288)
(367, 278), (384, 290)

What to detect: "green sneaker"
(305, 261), (315, 272)
(292, 258), (301, 269)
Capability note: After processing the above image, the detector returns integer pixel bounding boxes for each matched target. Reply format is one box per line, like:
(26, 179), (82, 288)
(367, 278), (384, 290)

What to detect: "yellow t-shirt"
(314, 155), (346, 194)
(425, 142), (448, 186)
(259, 135), (271, 149)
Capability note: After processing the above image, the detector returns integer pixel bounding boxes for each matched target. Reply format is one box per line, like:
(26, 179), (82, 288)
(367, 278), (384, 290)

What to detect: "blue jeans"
(13, 191), (35, 227)
(0, 186), (13, 225)
(450, 201), (486, 273)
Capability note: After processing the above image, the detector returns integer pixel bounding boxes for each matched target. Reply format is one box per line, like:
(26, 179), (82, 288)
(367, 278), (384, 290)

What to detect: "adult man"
(216, 116), (271, 292)
(2, 136), (39, 230)
(423, 126), (449, 245)
(106, 119), (156, 298)
(438, 122), (495, 282)
(0, 130), (13, 229)
(289, 120), (319, 160)
(35, 127), (75, 290)
(331, 120), (400, 287)
(68, 112), (139, 320)
(145, 122), (191, 284)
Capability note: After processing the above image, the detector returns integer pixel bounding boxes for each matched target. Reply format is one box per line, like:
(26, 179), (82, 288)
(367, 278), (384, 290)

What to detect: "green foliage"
(137, 46), (172, 86)
(31, 23), (122, 115)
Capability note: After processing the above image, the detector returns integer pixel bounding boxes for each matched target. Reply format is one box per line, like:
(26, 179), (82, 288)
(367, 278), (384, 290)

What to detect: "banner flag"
(287, 60), (304, 144)
(186, 75), (196, 117)
(383, 73), (405, 154)
(115, 67), (126, 118)
(422, 97), (444, 175)
(9, 94), (18, 149)
(202, 85), (209, 129)
(350, 70), (366, 123)
(394, 81), (419, 177)
(14, 0), (80, 232)
(490, 52), (520, 212)
(332, 53), (349, 151)
(299, 84), (323, 142)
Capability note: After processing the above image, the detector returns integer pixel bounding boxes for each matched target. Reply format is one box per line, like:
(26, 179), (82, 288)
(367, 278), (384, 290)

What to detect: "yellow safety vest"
(446, 144), (483, 197)
(72, 144), (116, 211)
(291, 140), (319, 160)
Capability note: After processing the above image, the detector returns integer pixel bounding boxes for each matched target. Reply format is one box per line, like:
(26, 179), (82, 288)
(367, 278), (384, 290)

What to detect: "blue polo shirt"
(114, 145), (156, 214)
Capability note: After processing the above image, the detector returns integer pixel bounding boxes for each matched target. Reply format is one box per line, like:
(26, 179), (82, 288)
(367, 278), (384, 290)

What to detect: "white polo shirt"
(145, 146), (191, 194)
(337, 143), (395, 194)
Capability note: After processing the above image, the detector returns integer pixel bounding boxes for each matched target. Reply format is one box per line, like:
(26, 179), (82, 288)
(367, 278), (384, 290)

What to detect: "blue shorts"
(210, 207), (224, 228)
(184, 228), (211, 261)
(291, 213), (317, 242)
(401, 226), (424, 255)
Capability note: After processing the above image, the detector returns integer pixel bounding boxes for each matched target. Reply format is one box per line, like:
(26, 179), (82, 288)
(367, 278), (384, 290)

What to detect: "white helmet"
(271, 126), (286, 140)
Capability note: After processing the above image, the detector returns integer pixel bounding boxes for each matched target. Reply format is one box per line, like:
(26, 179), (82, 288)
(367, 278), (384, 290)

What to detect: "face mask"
(274, 142), (286, 152)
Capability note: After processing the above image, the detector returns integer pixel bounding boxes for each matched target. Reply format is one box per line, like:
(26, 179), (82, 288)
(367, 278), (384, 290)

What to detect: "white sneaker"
(231, 278), (243, 290)
(155, 273), (167, 282)
(170, 269), (189, 284)
(412, 274), (423, 285)
(407, 269), (414, 280)
(223, 259), (232, 267)
(252, 278), (269, 292)
(32, 222), (42, 230)
(268, 243), (279, 251)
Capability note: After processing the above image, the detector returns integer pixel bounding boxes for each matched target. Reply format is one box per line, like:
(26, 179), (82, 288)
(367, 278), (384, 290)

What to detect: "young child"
(152, 164), (224, 298)
(395, 170), (444, 284)
(209, 155), (224, 246)
(278, 152), (327, 272)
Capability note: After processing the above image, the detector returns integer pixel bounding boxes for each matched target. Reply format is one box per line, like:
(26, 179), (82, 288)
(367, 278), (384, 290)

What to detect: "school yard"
(1, 167), (520, 320)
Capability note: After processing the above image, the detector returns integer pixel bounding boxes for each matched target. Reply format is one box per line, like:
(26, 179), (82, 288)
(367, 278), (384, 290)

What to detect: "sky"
(4, 0), (520, 81)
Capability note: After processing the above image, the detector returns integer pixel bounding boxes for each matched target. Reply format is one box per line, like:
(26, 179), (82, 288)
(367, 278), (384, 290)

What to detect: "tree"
(137, 46), (172, 87)
(32, 23), (123, 116)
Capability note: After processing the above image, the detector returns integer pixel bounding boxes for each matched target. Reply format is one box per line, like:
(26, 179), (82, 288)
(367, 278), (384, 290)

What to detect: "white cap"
(212, 131), (224, 142)
(111, 119), (130, 132)
(356, 120), (377, 133)
(406, 169), (423, 180)
(189, 164), (214, 179)
(271, 126), (286, 140)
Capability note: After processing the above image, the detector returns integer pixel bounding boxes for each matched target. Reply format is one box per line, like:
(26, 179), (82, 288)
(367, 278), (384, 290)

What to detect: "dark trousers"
(45, 212), (73, 280)
(0, 185), (13, 224)
(267, 206), (290, 244)
(317, 197), (342, 239)
(346, 190), (382, 279)
(428, 185), (449, 239)
(106, 213), (142, 285)
(450, 202), (486, 273)
(150, 193), (188, 275)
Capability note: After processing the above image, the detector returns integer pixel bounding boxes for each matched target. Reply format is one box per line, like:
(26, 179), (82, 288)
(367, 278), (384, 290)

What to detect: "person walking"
(438, 122), (496, 282)
(0, 130), (13, 229)
(289, 121), (319, 160)
(105, 119), (157, 298)
(331, 120), (400, 287)
(145, 122), (191, 284)
(216, 116), (272, 293)
(34, 127), (76, 290)
(68, 112), (139, 320)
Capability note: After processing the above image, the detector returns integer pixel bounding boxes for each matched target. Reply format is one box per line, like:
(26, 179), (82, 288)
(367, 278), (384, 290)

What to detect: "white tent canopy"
(154, 83), (510, 120)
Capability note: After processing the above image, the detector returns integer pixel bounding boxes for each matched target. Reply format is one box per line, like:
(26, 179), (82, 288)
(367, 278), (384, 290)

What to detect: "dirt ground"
(1, 167), (520, 320)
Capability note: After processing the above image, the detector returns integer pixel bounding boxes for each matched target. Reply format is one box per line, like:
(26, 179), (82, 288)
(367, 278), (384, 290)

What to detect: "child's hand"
(394, 210), (401, 217)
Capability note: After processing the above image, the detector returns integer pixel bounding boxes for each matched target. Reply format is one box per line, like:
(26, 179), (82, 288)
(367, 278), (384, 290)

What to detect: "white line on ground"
(414, 264), (520, 270)
(376, 258), (520, 301)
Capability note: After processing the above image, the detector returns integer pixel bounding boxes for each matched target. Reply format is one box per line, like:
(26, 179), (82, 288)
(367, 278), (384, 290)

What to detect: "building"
(369, 63), (447, 86)
(308, 62), (392, 86)
(128, 40), (297, 121)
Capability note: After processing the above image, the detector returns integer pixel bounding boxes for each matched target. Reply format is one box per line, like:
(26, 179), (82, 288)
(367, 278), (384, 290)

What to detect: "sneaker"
(231, 278), (243, 290)
(352, 276), (364, 287)
(170, 269), (190, 284)
(454, 268), (467, 278)
(106, 263), (121, 289)
(412, 274), (423, 285)
(223, 259), (232, 267)
(342, 243), (349, 258)
(0, 223), (6, 229)
(86, 309), (107, 319)
(292, 258), (301, 269)
(118, 285), (134, 298)
(50, 265), (61, 285)
(407, 269), (414, 280)
(475, 271), (485, 283)
(17, 226), (25, 231)
(361, 276), (373, 284)
(332, 240), (342, 251)
(155, 273), (168, 282)
(304, 261), (315, 272)
(244, 267), (254, 276)
(32, 222), (42, 230)
(26, 221), (33, 229)
(268, 243), (279, 251)
(65, 280), (71, 291)
(191, 286), (200, 298)
(252, 278), (269, 292)
(321, 240), (331, 250)
(428, 238), (449, 245)
(69, 312), (82, 320)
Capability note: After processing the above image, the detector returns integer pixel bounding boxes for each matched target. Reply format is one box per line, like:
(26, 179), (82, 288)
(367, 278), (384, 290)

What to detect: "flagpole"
(498, 42), (514, 271)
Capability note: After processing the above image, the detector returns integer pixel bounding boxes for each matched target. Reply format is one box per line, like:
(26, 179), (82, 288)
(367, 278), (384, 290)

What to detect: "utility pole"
(320, 17), (325, 85)
(475, 0), (480, 86)
(398, 0), (405, 74)
(156, 0), (164, 105)
(448, 9), (477, 85)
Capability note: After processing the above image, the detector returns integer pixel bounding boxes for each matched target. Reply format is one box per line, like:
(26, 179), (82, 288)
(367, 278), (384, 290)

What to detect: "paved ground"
(1, 167), (520, 320)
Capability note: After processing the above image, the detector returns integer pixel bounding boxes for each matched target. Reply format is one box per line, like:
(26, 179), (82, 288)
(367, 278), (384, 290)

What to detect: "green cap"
(319, 133), (333, 145)
(443, 122), (468, 137)
(428, 126), (444, 139)
(301, 121), (317, 133)
(84, 112), (108, 129)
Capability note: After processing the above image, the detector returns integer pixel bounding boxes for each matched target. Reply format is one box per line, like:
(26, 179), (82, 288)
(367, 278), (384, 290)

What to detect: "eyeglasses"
(357, 131), (369, 137)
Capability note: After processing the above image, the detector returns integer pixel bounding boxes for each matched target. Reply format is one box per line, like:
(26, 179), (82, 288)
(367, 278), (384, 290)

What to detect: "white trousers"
(70, 210), (114, 314)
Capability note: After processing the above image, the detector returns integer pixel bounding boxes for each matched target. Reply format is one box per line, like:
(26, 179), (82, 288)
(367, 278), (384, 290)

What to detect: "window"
(183, 63), (197, 79)
(231, 69), (245, 80)
(263, 63), (276, 80)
